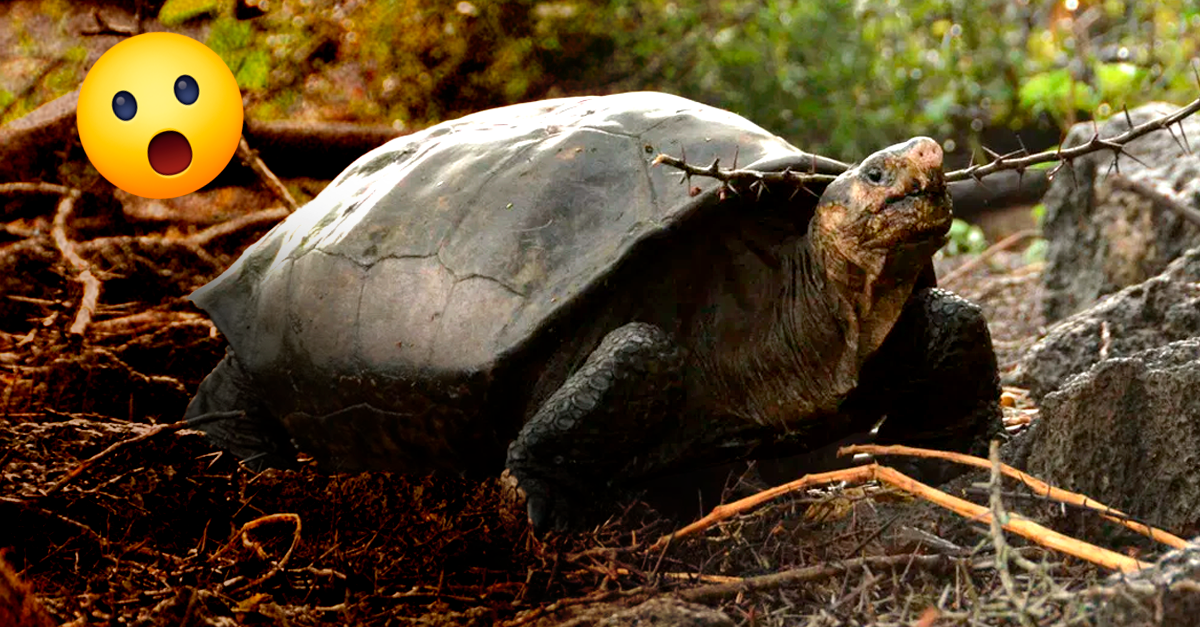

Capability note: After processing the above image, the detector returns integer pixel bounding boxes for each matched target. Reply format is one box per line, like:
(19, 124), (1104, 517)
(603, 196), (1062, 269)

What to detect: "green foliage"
(940, 218), (988, 257)
(601, 0), (1200, 158)
(159, 0), (231, 26)
(206, 16), (267, 90)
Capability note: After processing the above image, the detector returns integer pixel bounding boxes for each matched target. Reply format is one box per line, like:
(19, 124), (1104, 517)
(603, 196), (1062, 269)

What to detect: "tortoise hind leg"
(506, 322), (685, 533)
(859, 287), (1003, 482)
(186, 348), (298, 470)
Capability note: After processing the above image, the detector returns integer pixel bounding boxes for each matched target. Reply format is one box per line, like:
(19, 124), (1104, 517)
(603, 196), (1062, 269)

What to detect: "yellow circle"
(77, 33), (244, 199)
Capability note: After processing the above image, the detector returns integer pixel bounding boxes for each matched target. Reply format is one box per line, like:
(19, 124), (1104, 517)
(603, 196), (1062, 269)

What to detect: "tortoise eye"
(865, 166), (886, 185)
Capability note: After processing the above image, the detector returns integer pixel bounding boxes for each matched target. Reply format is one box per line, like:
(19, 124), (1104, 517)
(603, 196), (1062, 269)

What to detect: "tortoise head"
(811, 137), (952, 281)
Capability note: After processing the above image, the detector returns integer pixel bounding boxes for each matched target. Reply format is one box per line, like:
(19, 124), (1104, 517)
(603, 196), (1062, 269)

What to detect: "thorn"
(1116, 147), (1148, 169)
(1166, 124), (1188, 153)
(983, 145), (1003, 162)
(732, 145), (740, 169)
(1180, 121), (1193, 154)
(1016, 134), (1030, 157)
(970, 171), (993, 193)
(1068, 158), (1079, 190)
(1123, 104), (1134, 130)
(1048, 161), (1064, 183)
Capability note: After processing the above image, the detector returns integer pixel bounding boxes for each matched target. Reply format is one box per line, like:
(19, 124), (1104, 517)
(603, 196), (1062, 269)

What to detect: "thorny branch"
(653, 94), (1200, 193)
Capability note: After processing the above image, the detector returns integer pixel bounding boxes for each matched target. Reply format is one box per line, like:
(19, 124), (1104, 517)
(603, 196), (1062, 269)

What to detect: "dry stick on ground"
(986, 440), (1037, 627)
(212, 513), (303, 594)
(47, 187), (101, 336)
(939, 229), (1042, 288)
(186, 206), (291, 246)
(0, 182), (78, 197)
(653, 94), (1200, 192)
(237, 136), (300, 212)
(648, 463), (1149, 573)
(1108, 174), (1200, 228)
(678, 553), (954, 605)
(843, 443), (1191, 550)
(41, 412), (242, 496)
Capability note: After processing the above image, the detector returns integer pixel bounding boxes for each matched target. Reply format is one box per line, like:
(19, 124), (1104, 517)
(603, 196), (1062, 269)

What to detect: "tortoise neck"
(805, 231), (922, 363)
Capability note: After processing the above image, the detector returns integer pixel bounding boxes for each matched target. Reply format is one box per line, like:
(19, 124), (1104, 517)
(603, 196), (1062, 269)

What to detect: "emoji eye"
(112, 91), (137, 121)
(175, 75), (199, 105)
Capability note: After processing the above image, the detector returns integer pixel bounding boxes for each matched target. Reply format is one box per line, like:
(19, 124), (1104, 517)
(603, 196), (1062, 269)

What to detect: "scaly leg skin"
(506, 322), (685, 534)
(185, 348), (298, 470)
(855, 287), (1004, 483)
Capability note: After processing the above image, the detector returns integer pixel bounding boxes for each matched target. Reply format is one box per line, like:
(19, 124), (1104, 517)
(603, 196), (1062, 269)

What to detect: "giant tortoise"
(185, 91), (1002, 531)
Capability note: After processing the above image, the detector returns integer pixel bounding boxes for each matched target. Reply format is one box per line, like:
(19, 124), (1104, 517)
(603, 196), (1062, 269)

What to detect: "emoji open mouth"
(148, 131), (192, 175)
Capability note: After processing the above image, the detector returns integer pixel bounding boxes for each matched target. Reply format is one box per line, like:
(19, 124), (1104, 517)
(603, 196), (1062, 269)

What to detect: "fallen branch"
(843, 443), (1191, 550)
(678, 553), (953, 604)
(940, 229), (1042, 288)
(186, 206), (290, 247)
(237, 137), (299, 212)
(650, 462), (1150, 573)
(48, 187), (101, 336)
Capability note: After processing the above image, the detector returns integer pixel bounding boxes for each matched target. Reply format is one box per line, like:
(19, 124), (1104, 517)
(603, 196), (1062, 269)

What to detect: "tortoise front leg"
(855, 287), (1004, 482)
(506, 322), (685, 533)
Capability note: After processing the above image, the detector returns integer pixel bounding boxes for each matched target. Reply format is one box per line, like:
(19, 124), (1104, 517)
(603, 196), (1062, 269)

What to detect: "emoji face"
(77, 33), (244, 199)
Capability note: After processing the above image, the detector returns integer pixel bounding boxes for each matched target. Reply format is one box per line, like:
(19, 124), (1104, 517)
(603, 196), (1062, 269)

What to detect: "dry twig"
(678, 553), (953, 604)
(48, 187), (100, 336)
(42, 412), (240, 496)
(213, 513), (303, 594)
(650, 462), (1149, 572)
(237, 136), (300, 212)
(844, 444), (1191, 550)
(940, 229), (1042, 288)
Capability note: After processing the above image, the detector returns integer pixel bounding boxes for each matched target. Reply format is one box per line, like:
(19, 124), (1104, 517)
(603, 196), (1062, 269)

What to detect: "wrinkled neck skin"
(806, 224), (928, 365)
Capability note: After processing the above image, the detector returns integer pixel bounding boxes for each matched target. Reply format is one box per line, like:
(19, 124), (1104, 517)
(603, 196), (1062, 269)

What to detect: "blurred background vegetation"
(2, 0), (1200, 164)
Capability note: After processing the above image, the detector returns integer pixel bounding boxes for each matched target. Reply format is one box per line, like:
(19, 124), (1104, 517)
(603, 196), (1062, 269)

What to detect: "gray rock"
(1022, 338), (1200, 537)
(1072, 534), (1200, 626)
(1041, 102), (1200, 323)
(1011, 248), (1200, 401)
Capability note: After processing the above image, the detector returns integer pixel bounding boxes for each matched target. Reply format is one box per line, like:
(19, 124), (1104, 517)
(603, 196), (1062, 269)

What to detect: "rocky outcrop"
(1018, 338), (1200, 538)
(1011, 248), (1200, 401)
(1041, 103), (1200, 323)
(1076, 535), (1200, 626)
